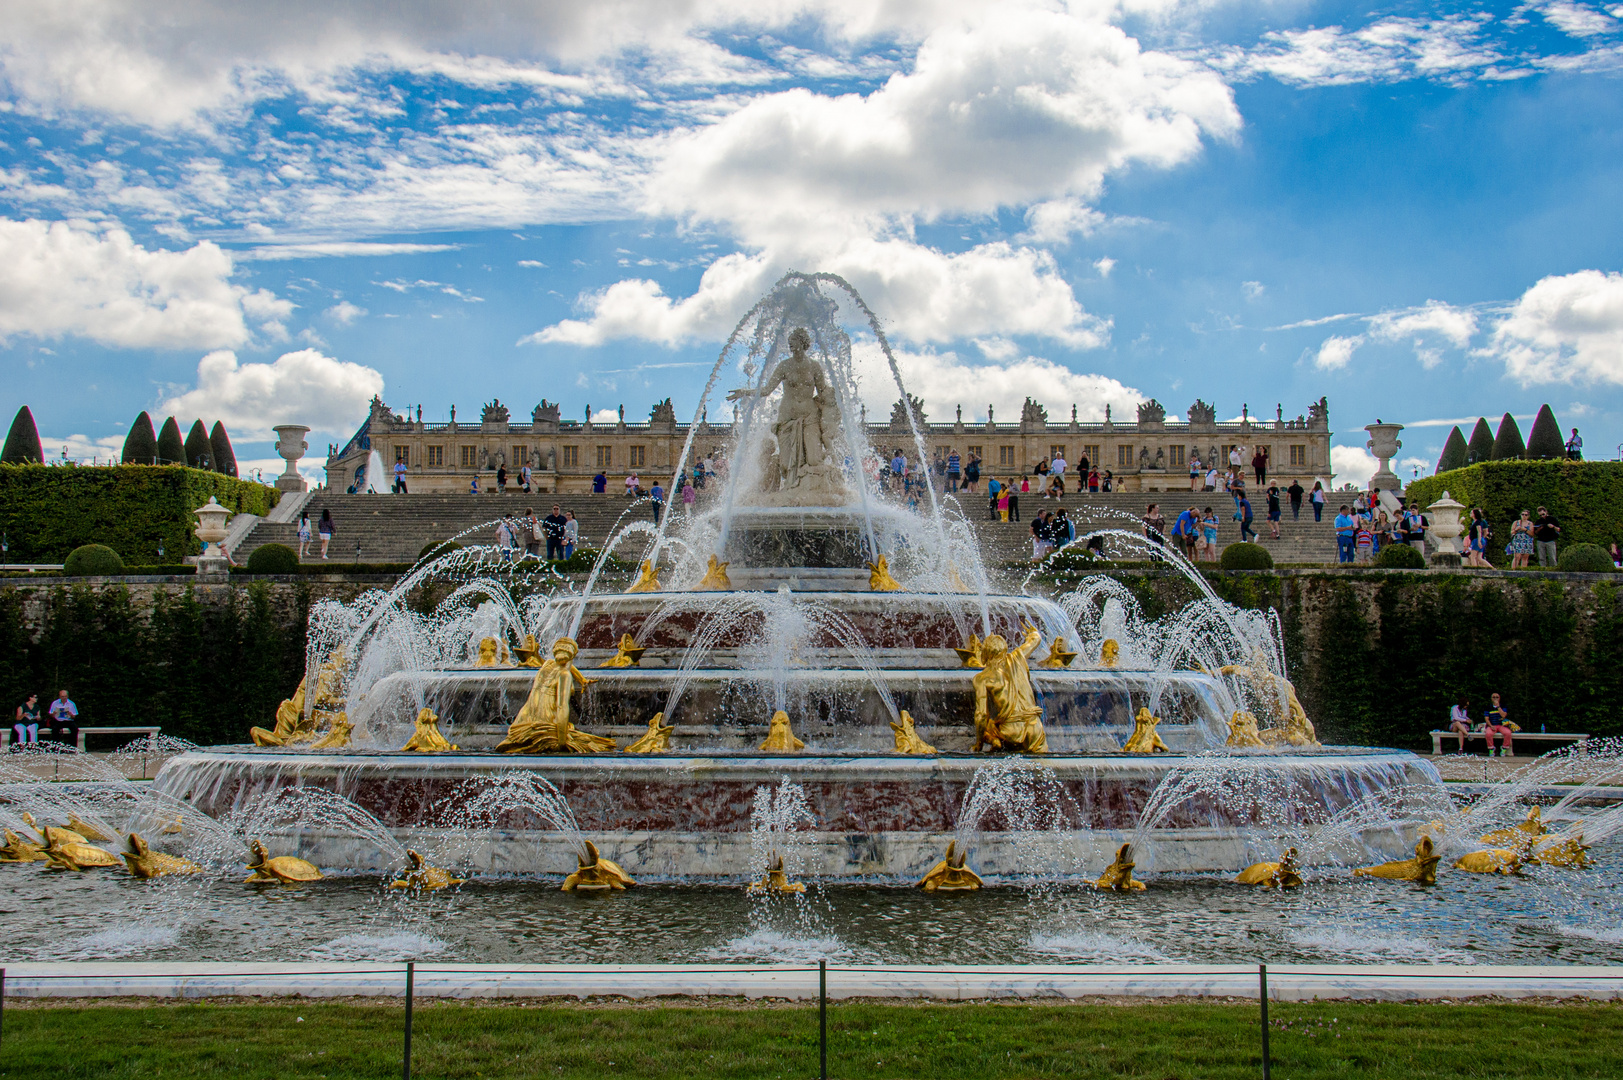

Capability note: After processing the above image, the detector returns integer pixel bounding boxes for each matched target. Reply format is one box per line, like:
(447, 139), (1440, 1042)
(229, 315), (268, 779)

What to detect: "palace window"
(629, 445), (646, 468)
(1117, 445), (1133, 467)
(460, 445), (478, 468)
(426, 445), (444, 467)
(1290, 444), (1307, 467)
(512, 445), (529, 466)
(998, 445), (1016, 467)
(394, 445), (410, 464)
(1049, 445), (1066, 461)
(1083, 445), (1100, 467)
(562, 446), (580, 467)
(1169, 445), (1185, 467)
(596, 445), (613, 468)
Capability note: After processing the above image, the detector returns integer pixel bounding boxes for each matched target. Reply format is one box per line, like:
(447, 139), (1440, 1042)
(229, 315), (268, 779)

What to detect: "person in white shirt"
(625, 473), (639, 496)
(1448, 696), (1472, 754)
(1566, 428), (1584, 460)
(392, 459), (408, 493)
(1049, 454), (1067, 497)
(1229, 445), (1244, 471)
(1189, 455), (1202, 491)
(519, 463), (532, 492)
(1204, 467), (1218, 492)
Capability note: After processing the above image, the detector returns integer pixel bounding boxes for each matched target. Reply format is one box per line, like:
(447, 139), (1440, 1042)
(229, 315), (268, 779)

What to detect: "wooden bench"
(2, 725), (162, 752)
(1430, 730), (1588, 755)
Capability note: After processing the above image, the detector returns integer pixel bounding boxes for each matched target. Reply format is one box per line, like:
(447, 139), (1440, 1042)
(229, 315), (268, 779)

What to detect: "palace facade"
(325, 395), (1335, 495)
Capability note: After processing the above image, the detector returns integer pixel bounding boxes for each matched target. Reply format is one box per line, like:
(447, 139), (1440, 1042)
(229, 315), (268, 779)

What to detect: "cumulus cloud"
(324, 300), (367, 325)
(1206, 15), (1514, 87)
(1311, 299), (1478, 371)
(0, 216), (289, 349)
(236, 242), (460, 260)
(159, 348), (384, 440)
(1536, 2), (1619, 38)
(1314, 335), (1361, 371)
(1331, 444), (1378, 487)
(1483, 269), (1623, 385)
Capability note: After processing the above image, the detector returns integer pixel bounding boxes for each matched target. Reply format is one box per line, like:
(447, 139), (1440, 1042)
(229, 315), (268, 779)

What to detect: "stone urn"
(1425, 490), (1465, 569)
(273, 424), (311, 493)
(194, 496), (231, 582)
(1364, 421), (1403, 491)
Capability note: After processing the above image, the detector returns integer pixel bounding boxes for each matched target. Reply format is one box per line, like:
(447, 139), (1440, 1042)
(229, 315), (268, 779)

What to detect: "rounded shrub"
(1375, 543), (1426, 569)
(1558, 543), (1614, 574)
(246, 543), (299, 574)
(1219, 542), (1273, 570)
(418, 540), (464, 562)
(63, 543), (125, 576)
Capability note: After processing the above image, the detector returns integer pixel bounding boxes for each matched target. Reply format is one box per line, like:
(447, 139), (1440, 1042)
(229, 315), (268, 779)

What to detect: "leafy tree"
(209, 421), (238, 477)
(157, 417), (186, 465)
(1465, 417), (1495, 465)
(1492, 412), (1526, 460)
(184, 420), (211, 470)
(1, 406), (43, 464)
(1526, 404), (1565, 460)
(121, 412), (158, 465)
(1435, 426), (1467, 473)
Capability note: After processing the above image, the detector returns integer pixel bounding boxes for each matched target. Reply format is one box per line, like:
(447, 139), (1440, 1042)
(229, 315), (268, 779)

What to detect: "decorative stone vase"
(1364, 421), (1404, 491)
(1425, 490), (1465, 569)
(194, 496), (231, 582)
(273, 424), (311, 493)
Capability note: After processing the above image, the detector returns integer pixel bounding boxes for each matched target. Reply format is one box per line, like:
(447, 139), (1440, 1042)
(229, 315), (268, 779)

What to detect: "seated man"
(1482, 693), (1514, 758)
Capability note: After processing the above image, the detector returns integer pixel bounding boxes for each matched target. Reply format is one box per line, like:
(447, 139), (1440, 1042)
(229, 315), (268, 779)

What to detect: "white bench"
(2, 725), (162, 752)
(1430, 730), (1588, 755)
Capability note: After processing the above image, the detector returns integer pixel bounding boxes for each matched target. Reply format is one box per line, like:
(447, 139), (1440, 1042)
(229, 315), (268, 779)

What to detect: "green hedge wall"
(1407, 460), (1623, 562)
(0, 464), (278, 564)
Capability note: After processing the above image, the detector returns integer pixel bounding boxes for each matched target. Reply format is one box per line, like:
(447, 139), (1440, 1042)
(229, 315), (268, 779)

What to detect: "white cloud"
(1331, 444), (1377, 487)
(1311, 299), (1479, 371)
(1207, 16), (1516, 87)
(1094, 257), (1116, 278)
(1020, 198), (1107, 245)
(591, 408), (621, 423)
(159, 348), (384, 440)
(1314, 335), (1360, 371)
(0, 216), (287, 349)
(1483, 269), (1623, 385)
(517, 259), (546, 268)
(1536, 2), (1619, 37)
(235, 242), (461, 260)
(324, 301), (367, 325)
(39, 432), (124, 464)
(1242, 280), (1264, 300)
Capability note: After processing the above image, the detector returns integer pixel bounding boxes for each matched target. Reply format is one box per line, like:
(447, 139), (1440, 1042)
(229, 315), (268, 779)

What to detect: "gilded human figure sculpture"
(916, 841), (983, 892)
(474, 637), (502, 667)
(623, 711), (673, 753)
(1218, 652), (1318, 746)
(1354, 835), (1440, 884)
(599, 634), (646, 668)
(251, 650), (348, 746)
(1099, 639), (1120, 669)
(1225, 711), (1266, 748)
(497, 637), (616, 753)
(401, 708), (457, 752)
(972, 625), (1047, 753)
(309, 714), (354, 749)
(726, 326), (844, 501)
(1123, 708), (1169, 754)
(867, 554), (903, 592)
(889, 710), (935, 754)
(696, 555), (732, 591)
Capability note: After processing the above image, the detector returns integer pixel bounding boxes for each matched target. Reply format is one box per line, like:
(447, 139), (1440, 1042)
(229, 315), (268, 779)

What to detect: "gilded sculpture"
(1236, 848), (1302, 889)
(1094, 843), (1146, 890)
(1225, 711), (1266, 748)
(309, 714), (354, 749)
(496, 637), (617, 753)
(623, 712), (673, 753)
(748, 854), (806, 894)
(889, 710), (935, 754)
(953, 634), (984, 668)
(1217, 652), (1318, 746)
(627, 560), (662, 593)
(972, 625), (1047, 753)
(42, 826), (120, 871)
(1099, 639), (1119, 669)
(251, 650), (348, 747)
(245, 840), (323, 883)
(1038, 637), (1078, 669)
(760, 710), (805, 751)
(1354, 835), (1441, 884)
(697, 555), (733, 591)
(1531, 833), (1591, 869)
(514, 634), (544, 667)
(1479, 806), (1545, 847)
(1123, 708), (1169, 754)
(401, 708), (458, 752)
(474, 637), (503, 667)
(599, 633), (647, 668)
(916, 841), (982, 892)
(867, 554), (904, 592)
(122, 833), (201, 878)
(1453, 848), (1521, 875)
(0, 829), (45, 862)
(390, 849), (464, 891)
(67, 815), (112, 842)
(560, 839), (634, 892)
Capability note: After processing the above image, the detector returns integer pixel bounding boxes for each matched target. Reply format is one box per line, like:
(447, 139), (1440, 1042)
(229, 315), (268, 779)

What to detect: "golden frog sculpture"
(67, 815), (113, 843)
(1531, 832), (1591, 869)
(599, 633), (646, 668)
(1094, 843), (1146, 891)
(401, 708), (458, 752)
(1453, 848), (1522, 875)
(23, 812), (77, 846)
(626, 560), (662, 593)
(953, 634), (984, 668)
(1099, 638), (1119, 669)
(623, 712), (673, 753)
(916, 841), (983, 892)
(1038, 637), (1078, 669)
(866, 554), (903, 592)
(1354, 835), (1441, 885)
(696, 555), (732, 591)
(561, 840), (634, 892)
(1236, 847), (1303, 889)
(760, 710), (805, 752)
(1479, 806), (1546, 847)
(889, 710), (936, 754)
(245, 840), (323, 883)
(1217, 651), (1318, 746)
(1123, 708), (1169, 754)
(748, 854), (806, 895)
(122, 833), (201, 878)
(497, 637), (617, 753)
(308, 714), (354, 749)
(390, 849), (465, 891)
(514, 634), (545, 667)
(42, 826), (121, 871)
(972, 625), (1047, 754)
(0, 829), (46, 862)
(1226, 711), (1266, 748)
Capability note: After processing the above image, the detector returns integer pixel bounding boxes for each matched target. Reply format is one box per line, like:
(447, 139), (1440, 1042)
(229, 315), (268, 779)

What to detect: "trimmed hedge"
(1375, 543), (1426, 569)
(1219, 542), (1273, 570)
(0, 464), (278, 564)
(246, 543), (299, 574)
(1559, 543), (1615, 574)
(1408, 460), (1623, 559)
(63, 544), (125, 576)
(418, 540), (465, 561)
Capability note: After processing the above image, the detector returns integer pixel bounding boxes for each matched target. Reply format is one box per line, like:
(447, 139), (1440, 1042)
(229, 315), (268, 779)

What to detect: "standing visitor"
(524, 509), (543, 558)
(1189, 453), (1202, 492)
(1533, 506), (1561, 567)
(1200, 507), (1219, 562)
(1403, 502), (1428, 549)
(1050, 452), (1067, 499)
(1448, 696), (1472, 754)
(1008, 481), (1021, 523)
(496, 464), (508, 493)
(1035, 458), (1050, 496)
(997, 483), (1010, 522)
(469, 475), (481, 494)
(564, 511), (579, 558)
(1030, 513), (1048, 560)
(318, 509), (335, 559)
(1334, 504), (1355, 563)
(963, 453), (980, 494)
(393, 458), (408, 494)
(1465, 508), (1491, 568)
(1287, 479), (1304, 521)
(13, 693), (40, 747)
(1266, 484), (1282, 540)
(1252, 447), (1268, 486)
(1088, 467), (1100, 493)
(650, 481), (665, 524)
(1612, 541), (1622, 569)
(1482, 693), (1514, 757)
(1204, 465), (1218, 493)
(986, 476), (1002, 521)
(593, 471), (607, 494)
(1507, 510), (1535, 569)
(1142, 504), (1166, 561)
(520, 462), (532, 493)
(1566, 428), (1584, 460)
(48, 689), (78, 749)
(495, 514), (517, 563)
(543, 505), (567, 560)
(1310, 481), (1326, 522)
(1229, 444), (1244, 475)
(682, 480), (696, 516)
(1056, 508), (1075, 546)
(1237, 493), (1256, 543)
(297, 512), (312, 559)
(946, 449), (961, 492)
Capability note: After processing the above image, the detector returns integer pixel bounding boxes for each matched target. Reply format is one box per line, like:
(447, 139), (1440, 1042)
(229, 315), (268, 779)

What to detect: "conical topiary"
(121, 411), (158, 465)
(209, 421), (238, 476)
(1492, 412), (1526, 460)
(184, 419), (210, 470)
(1, 405), (43, 464)
(1525, 404), (1564, 460)
(156, 417), (186, 465)
(1436, 426), (1468, 473)
(1465, 417), (1495, 465)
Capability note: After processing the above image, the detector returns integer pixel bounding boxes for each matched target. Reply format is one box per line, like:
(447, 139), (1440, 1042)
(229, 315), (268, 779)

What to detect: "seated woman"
(1447, 695), (1472, 754)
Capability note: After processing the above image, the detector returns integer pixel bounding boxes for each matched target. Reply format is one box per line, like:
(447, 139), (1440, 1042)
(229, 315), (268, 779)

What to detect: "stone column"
(273, 425), (311, 492)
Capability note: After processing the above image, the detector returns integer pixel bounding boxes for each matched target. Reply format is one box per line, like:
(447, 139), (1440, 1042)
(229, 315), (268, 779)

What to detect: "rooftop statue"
(972, 625), (1047, 753)
(497, 637), (617, 753)
(727, 327), (847, 505)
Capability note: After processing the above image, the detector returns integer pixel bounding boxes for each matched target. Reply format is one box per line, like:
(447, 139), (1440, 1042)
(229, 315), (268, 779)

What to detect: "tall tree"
(1435, 426), (1468, 473)
(121, 411), (158, 465)
(1491, 412), (1526, 460)
(1465, 417), (1495, 465)
(208, 421), (238, 477)
(1525, 404), (1565, 460)
(184, 419), (211, 470)
(156, 416), (186, 465)
(1, 406), (43, 464)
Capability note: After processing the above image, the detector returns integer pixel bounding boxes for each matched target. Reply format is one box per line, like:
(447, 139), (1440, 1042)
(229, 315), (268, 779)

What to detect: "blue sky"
(2, 0), (1621, 483)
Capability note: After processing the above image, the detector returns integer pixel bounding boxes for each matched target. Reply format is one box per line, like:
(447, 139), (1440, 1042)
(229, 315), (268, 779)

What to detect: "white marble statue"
(728, 328), (848, 505)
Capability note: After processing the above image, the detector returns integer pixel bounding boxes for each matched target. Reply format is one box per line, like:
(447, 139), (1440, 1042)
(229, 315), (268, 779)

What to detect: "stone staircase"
(236, 488), (1346, 566)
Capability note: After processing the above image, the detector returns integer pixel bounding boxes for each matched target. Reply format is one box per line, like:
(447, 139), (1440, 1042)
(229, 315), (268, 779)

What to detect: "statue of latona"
(728, 327), (846, 504)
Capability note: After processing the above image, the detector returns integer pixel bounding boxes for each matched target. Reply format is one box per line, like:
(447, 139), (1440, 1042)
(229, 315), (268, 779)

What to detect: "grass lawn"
(4, 997), (1621, 1079)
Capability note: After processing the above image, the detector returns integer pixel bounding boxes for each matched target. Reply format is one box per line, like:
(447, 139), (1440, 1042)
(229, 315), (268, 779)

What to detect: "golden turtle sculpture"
(245, 840), (324, 884)
(1354, 835), (1442, 885)
(560, 840), (635, 893)
(390, 849), (465, 891)
(42, 826), (121, 871)
(1453, 848), (1522, 875)
(0, 829), (46, 862)
(1236, 847), (1303, 889)
(122, 833), (201, 878)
